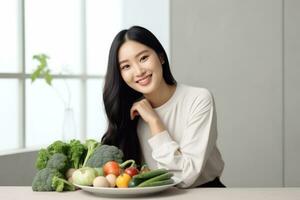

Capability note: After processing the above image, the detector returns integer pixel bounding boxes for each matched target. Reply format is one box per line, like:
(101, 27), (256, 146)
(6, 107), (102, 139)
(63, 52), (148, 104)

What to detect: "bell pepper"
(116, 173), (131, 188)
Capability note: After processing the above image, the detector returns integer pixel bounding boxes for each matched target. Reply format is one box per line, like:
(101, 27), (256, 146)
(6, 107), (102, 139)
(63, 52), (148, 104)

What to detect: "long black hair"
(101, 26), (176, 166)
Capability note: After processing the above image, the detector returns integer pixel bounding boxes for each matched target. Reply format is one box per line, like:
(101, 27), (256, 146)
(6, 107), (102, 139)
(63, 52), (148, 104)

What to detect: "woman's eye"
(140, 55), (149, 62)
(121, 65), (130, 70)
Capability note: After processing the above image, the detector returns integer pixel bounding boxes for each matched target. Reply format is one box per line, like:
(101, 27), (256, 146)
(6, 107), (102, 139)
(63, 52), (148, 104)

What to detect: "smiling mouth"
(136, 74), (152, 86)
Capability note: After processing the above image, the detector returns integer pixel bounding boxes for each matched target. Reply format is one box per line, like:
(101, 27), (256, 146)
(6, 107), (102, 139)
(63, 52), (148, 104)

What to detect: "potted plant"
(30, 54), (77, 142)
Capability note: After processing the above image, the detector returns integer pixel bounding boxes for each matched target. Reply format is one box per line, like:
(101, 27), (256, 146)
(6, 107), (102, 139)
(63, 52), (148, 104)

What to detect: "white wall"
(284, 0), (300, 187)
(171, 0), (299, 187)
(120, 0), (170, 56)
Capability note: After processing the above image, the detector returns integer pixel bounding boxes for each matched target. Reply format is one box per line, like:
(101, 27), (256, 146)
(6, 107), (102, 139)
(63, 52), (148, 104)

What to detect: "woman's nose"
(133, 64), (146, 76)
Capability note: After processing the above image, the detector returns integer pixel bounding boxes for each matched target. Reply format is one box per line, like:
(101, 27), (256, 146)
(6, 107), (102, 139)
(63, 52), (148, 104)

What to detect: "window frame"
(0, 0), (103, 150)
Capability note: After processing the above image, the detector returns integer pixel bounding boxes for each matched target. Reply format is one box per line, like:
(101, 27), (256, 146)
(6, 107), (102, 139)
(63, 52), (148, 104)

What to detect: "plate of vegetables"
(74, 177), (181, 197)
(72, 160), (181, 197)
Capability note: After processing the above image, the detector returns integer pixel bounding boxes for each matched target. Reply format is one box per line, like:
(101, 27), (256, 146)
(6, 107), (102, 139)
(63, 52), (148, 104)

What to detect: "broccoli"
(85, 144), (124, 168)
(47, 140), (69, 155)
(35, 148), (51, 170)
(32, 168), (75, 192)
(46, 153), (69, 173)
(82, 139), (99, 167)
(35, 142), (70, 171)
(52, 176), (75, 192)
(32, 168), (63, 191)
(68, 139), (86, 169)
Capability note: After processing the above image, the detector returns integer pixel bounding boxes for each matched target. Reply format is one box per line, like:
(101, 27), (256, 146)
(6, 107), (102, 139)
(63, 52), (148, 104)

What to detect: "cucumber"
(128, 178), (144, 188)
(138, 179), (174, 187)
(137, 172), (174, 187)
(133, 168), (168, 180)
(129, 169), (169, 187)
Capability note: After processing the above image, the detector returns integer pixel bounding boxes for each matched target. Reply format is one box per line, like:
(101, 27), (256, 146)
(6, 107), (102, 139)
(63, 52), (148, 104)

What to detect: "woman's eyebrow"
(135, 49), (149, 58)
(119, 50), (149, 64)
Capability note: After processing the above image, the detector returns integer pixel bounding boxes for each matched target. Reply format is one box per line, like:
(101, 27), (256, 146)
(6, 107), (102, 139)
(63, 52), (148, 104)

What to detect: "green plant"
(68, 139), (86, 169)
(35, 148), (51, 170)
(30, 53), (72, 108)
(47, 140), (70, 155)
(82, 139), (100, 167)
(31, 54), (53, 85)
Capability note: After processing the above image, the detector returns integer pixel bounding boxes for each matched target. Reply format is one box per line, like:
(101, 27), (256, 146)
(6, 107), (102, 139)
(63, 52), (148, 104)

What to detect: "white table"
(1, 187), (300, 200)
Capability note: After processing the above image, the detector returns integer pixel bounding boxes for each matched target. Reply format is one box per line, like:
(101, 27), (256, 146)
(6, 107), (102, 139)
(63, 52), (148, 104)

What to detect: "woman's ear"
(159, 54), (165, 64)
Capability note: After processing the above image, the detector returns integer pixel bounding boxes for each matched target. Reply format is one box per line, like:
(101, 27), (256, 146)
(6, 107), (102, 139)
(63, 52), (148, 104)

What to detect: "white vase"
(62, 107), (77, 142)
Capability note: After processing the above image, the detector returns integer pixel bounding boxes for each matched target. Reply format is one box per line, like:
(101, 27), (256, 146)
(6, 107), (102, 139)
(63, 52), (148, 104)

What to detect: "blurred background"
(0, 0), (299, 187)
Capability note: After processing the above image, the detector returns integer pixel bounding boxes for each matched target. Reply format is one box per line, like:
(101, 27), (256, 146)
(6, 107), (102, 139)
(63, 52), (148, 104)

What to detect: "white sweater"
(137, 84), (225, 188)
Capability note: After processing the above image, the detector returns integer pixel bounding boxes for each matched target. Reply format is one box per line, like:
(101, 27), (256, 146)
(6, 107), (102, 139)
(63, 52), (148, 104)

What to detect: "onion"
(93, 176), (110, 187)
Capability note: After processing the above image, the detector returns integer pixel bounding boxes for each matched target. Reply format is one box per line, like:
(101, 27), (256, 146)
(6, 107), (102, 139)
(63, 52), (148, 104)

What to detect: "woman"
(101, 26), (225, 188)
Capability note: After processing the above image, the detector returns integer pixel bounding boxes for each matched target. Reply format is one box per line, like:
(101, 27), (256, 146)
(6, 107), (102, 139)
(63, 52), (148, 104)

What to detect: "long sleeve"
(148, 91), (218, 188)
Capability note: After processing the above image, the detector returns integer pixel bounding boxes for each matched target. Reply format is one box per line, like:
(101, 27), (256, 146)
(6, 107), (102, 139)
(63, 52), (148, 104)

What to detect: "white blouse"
(137, 84), (225, 188)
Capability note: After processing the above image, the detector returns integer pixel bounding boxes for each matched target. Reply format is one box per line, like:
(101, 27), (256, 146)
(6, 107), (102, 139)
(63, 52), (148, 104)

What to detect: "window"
(0, 0), (18, 73)
(0, 0), (169, 152)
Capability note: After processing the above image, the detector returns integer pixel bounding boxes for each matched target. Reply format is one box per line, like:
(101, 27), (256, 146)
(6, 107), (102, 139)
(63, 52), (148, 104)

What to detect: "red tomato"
(124, 167), (139, 177)
(103, 161), (121, 176)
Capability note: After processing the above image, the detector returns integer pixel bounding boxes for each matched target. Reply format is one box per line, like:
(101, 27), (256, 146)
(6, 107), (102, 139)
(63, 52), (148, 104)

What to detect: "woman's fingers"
(129, 99), (166, 135)
(130, 99), (155, 121)
(130, 99), (148, 120)
(130, 104), (139, 120)
(130, 110), (139, 120)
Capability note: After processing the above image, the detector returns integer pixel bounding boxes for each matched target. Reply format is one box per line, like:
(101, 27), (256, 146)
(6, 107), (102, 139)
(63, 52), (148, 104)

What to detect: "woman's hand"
(130, 98), (166, 135)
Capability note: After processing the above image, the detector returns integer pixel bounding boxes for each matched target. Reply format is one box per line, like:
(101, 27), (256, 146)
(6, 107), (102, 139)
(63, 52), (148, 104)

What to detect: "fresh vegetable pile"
(32, 139), (174, 192)
(72, 160), (174, 188)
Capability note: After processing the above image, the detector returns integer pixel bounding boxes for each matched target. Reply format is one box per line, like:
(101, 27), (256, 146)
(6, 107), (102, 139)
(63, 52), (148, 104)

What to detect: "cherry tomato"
(124, 167), (139, 177)
(116, 173), (131, 188)
(103, 161), (121, 176)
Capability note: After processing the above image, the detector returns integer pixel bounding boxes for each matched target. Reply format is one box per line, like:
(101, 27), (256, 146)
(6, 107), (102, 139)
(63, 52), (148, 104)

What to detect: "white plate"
(74, 177), (181, 197)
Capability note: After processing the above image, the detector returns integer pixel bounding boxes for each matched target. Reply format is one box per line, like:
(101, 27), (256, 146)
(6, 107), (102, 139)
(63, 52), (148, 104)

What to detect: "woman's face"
(118, 40), (165, 94)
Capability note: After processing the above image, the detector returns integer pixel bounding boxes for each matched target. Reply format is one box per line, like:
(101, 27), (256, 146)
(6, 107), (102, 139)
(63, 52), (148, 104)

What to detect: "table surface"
(1, 186), (300, 200)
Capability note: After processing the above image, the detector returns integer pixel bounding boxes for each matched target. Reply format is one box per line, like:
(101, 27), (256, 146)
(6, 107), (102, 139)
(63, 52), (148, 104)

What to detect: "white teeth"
(137, 74), (152, 85)
(137, 75), (151, 83)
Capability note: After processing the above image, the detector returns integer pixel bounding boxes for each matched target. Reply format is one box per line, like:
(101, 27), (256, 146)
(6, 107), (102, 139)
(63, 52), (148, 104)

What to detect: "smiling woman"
(101, 26), (225, 188)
